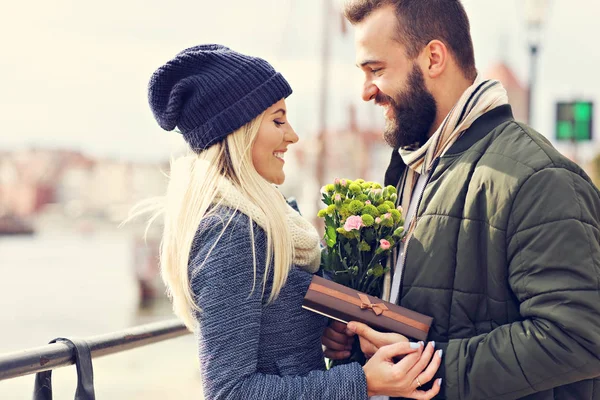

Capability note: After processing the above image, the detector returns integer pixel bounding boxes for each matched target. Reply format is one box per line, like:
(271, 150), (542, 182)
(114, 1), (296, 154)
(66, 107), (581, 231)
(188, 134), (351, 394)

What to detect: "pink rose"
(340, 179), (348, 187)
(343, 215), (364, 231)
(334, 178), (340, 185)
(397, 206), (404, 213)
(365, 200), (372, 205)
(385, 213), (392, 219)
(380, 239), (391, 250)
(375, 217), (382, 224)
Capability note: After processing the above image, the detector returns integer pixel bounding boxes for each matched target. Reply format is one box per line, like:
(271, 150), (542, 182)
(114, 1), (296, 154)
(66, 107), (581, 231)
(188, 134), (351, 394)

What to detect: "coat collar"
(384, 104), (514, 187)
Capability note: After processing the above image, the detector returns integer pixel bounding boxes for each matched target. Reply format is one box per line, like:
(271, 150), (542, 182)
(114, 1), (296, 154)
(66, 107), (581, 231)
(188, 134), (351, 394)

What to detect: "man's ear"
(422, 40), (448, 79)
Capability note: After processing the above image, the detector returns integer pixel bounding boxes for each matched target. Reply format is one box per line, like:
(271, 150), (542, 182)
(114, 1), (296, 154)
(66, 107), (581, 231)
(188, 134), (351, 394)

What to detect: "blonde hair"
(129, 112), (293, 330)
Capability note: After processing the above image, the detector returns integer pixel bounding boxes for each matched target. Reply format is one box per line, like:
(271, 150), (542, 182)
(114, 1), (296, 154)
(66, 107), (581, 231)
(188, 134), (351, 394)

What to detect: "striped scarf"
(381, 76), (508, 302)
(398, 76), (508, 222)
(399, 76), (508, 175)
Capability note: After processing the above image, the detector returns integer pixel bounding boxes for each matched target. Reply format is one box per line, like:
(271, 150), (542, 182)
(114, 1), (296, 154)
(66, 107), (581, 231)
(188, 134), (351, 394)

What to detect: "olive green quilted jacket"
(385, 105), (600, 399)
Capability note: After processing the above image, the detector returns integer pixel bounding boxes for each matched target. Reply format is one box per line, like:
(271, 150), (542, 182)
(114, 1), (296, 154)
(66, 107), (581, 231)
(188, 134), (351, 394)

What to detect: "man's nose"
(362, 81), (378, 102)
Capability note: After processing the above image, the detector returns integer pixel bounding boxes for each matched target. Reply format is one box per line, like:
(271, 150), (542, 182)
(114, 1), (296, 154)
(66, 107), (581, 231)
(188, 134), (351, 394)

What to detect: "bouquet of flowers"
(317, 178), (405, 366)
(317, 178), (405, 297)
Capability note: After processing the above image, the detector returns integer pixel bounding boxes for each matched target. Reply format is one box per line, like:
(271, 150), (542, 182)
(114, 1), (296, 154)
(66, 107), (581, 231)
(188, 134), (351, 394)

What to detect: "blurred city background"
(0, 0), (598, 398)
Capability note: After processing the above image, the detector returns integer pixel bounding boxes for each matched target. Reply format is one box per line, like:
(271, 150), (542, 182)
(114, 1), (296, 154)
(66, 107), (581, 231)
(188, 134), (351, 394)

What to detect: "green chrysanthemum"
(349, 183), (362, 196)
(381, 216), (394, 228)
(349, 200), (364, 214)
(377, 204), (390, 214)
(384, 201), (396, 210)
(390, 209), (402, 224)
(324, 184), (335, 194)
(339, 205), (352, 220)
(357, 194), (369, 202)
(317, 209), (327, 218)
(361, 214), (375, 227)
(336, 227), (353, 239)
(361, 204), (380, 217)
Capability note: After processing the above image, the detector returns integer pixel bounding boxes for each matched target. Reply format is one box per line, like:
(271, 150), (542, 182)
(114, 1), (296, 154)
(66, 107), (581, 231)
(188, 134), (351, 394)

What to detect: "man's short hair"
(345, 0), (477, 80)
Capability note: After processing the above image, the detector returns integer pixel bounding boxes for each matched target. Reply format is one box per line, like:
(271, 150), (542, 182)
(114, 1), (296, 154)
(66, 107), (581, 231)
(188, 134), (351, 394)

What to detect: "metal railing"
(0, 319), (190, 381)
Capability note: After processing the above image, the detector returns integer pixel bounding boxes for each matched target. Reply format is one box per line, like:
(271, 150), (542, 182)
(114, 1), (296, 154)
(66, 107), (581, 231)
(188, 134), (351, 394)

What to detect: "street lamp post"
(525, 0), (550, 126)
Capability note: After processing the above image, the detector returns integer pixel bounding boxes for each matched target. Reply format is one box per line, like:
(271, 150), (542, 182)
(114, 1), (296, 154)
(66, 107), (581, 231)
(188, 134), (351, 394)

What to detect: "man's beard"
(377, 63), (437, 149)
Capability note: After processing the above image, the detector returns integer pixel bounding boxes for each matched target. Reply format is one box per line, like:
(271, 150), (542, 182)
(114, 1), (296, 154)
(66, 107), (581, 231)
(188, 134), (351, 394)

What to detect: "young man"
(322, 1), (600, 399)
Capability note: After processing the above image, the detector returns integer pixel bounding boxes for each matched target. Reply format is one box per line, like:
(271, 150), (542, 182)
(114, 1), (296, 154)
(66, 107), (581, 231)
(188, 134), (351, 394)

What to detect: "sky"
(1, 0), (598, 162)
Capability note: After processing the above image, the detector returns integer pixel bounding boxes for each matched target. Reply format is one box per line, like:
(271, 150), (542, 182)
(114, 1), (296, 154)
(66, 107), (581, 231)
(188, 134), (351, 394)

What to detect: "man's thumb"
(347, 321), (378, 342)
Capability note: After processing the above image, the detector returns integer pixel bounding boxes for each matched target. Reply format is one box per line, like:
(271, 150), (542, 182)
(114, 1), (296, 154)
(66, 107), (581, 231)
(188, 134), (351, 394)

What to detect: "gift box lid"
(302, 275), (433, 341)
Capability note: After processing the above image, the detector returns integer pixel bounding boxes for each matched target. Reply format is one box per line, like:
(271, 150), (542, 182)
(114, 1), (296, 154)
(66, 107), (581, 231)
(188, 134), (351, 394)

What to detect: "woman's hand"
(362, 340), (442, 399)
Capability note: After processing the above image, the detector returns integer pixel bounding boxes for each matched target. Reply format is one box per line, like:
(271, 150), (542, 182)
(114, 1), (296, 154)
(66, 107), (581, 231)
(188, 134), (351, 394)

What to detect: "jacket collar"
(383, 104), (514, 187)
(444, 104), (514, 156)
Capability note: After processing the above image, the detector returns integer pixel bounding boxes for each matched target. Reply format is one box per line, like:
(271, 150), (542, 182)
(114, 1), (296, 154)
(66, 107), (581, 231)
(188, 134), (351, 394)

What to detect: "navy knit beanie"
(148, 44), (293, 151)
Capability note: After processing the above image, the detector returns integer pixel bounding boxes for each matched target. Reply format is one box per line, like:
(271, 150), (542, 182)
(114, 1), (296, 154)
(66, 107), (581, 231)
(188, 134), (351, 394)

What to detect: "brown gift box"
(302, 275), (433, 341)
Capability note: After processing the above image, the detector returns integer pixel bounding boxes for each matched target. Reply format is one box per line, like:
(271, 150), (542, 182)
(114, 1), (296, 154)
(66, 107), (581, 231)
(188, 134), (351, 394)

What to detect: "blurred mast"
(315, 0), (332, 223)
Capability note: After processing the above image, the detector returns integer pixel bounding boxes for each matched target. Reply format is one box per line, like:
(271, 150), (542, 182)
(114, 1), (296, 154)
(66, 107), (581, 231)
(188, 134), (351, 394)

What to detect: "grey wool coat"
(189, 207), (369, 399)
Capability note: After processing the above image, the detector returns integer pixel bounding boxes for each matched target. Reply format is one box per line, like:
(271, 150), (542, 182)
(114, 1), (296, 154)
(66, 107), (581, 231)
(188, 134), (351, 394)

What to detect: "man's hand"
(322, 321), (354, 360)
(347, 321), (409, 359)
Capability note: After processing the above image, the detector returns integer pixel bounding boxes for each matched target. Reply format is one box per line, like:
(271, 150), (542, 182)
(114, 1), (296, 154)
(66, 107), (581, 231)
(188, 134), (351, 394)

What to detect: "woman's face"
(252, 99), (298, 185)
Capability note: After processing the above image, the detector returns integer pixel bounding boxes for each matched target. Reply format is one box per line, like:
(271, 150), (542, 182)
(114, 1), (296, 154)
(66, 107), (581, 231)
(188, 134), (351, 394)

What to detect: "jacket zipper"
(397, 157), (441, 301)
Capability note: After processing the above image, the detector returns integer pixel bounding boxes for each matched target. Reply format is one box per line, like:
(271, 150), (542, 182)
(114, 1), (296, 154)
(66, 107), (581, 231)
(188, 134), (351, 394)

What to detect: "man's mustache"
(375, 92), (394, 106)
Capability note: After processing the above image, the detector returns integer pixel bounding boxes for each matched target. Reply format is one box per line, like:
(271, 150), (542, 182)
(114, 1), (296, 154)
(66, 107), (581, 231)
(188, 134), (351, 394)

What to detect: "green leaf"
(325, 214), (334, 226)
(331, 251), (341, 270)
(325, 225), (337, 247)
(320, 249), (332, 271)
(363, 227), (375, 244)
(344, 242), (353, 258)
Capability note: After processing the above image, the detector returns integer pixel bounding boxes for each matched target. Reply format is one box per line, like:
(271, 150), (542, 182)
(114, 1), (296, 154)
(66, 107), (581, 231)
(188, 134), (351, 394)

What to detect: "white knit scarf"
(382, 76), (509, 301)
(215, 177), (321, 273)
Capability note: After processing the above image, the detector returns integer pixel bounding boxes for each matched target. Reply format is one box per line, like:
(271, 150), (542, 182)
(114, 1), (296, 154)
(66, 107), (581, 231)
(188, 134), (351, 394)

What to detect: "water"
(0, 230), (203, 399)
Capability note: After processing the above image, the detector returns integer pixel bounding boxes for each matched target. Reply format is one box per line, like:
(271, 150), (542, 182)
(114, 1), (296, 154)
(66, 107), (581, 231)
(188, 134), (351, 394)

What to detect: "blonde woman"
(144, 44), (441, 399)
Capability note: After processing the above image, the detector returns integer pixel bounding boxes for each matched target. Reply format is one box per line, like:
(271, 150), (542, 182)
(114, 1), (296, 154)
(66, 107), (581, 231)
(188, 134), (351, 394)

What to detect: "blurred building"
(0, 149), (168, 223)
(484, 62), (529, 124)
(0, 148), (81, 217)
